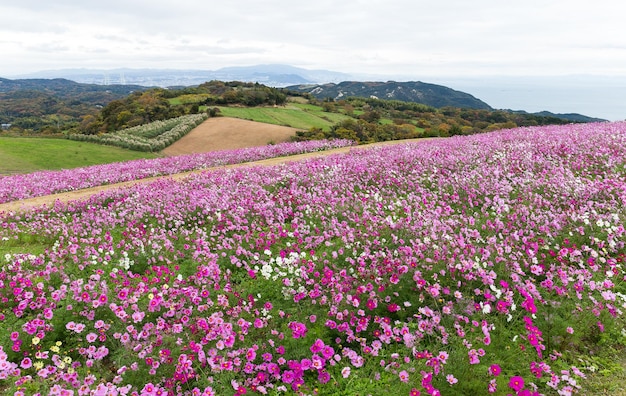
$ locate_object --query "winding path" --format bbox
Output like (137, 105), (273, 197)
(0, 138), (435, 214)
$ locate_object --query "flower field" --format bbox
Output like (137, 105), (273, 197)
(0, 139), (355, 204)
(1, 122), (626, 395)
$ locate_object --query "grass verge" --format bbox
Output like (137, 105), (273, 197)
(0, 137), (159, 175)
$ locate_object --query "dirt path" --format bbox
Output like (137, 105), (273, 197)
(0, 117), (432, 216)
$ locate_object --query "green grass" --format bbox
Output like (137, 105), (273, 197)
(217, 104), (352, 131)
(168, 94), (213, 106)
(0, 137), (159, 175)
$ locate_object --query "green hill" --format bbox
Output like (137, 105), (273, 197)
(287, 80), (493, 110)
(0, 137), (158, 175)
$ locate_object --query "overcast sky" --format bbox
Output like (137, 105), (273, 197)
(2, 0), (626, 78)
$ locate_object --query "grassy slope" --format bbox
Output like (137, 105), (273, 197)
(217, 104), (351, 130)
(0, 137), (159, 175)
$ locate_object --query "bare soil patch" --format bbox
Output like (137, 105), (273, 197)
(161, 117), (300, 156)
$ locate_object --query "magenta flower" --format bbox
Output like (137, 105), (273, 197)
(288, 321), (308, 339)
(508, 375), (525, 392)
(318, 370), (331, 384)
(489, 364), (501, 376)
(20, 357), (32, 369)
(310, 338), (325, 353)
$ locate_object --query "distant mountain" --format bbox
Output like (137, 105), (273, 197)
(0, 77), (147, 97)
(503, 109), (605, 123)
(287, 81), (493, 110)
(214, 64), (351, 85)
(11, 64), (353, 88)
(528, 111), (606, 123)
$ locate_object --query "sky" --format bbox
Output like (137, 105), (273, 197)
(2, 0), (626, 119)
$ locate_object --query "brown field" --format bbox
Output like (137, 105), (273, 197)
(161, 117), (300, 156)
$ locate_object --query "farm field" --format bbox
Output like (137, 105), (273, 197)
(0, 122), (626, 395)
(161, 117), (300, 156)
(0, 137), (159, 175)
(216, 104), (351, 130)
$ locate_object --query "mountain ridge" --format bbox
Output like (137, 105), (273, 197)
(8, 64), (351, 88)
(287, 80), (493, 110)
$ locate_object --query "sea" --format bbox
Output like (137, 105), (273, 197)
(427, 75), (626, 122)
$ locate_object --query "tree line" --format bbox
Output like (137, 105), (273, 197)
(293, 96), (574, 143)
(0, 80), (287, 135)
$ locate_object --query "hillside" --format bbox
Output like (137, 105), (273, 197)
(0, 77), (147, 95)
(287, 80), (493, 110)
(512, 110), (606, 123)
(0, 77), (149, 132)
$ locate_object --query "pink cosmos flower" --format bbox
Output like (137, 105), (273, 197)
(318, 370), (331, 384)
(489, 364), (501, 376)
(310, 338), (325, 354)
(508, 375), (525, 392)
(20, 357), (32, 369)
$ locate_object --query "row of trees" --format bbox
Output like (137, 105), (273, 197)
(295, 119), (420, 143)
(299, 97), (574, 141)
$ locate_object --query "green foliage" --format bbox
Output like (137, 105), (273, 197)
(0, 80), (146, 134)
(294, 96), (575, 144)
(195, 80), (287, 106)
(69, 113), (208, 152)
(78, 89), (186, 134)
(296, 118), (422, 143)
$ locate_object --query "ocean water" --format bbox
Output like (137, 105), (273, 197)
(428, 75), (626, 122)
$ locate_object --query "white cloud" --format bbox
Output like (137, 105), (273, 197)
(0, 0), (625, 78)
